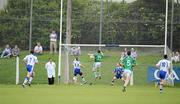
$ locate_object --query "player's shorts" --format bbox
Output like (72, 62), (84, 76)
(93, 62), (101, 71)
(159, 70), (167, 80)
(114, 74), (122, 79)
(74, 68), (82, 76)
(123, 69), (132, 78)
(26, 65), (34, 73)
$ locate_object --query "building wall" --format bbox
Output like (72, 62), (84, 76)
(0, 0), (7, 10)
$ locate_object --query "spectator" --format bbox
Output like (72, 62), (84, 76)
(34, 42), (43, 55)
(172, 51), (180, 63)
(131, 48), (138, 59)
(120, 52), (126, 62)
(49, 30), (57, 54)
(12, 45), (20, 57)
(70, 46), (81, 56)
(0, 44), (11, 58)
(124, 48), (127, 56)
(45, 58), (56, 85)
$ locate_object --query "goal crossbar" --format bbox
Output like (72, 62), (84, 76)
(61, 44), (165, 48)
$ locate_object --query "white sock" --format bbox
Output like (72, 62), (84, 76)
(98, 72), (101, 77)
(29, 77), (33, 84)
(73, 76), (77, 83)
(94, 72), (98, 78)
(82, 77), (86, 82)
(23, 77), (28, 85)
(160, 84), (163, 90)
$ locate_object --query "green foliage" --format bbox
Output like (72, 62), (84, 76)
(0, 0), (180, 49)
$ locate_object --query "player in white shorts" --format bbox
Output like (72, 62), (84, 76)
(73, 57), (87, 84)
(22, 50), (38, 87)
(156, 55), (170, 93)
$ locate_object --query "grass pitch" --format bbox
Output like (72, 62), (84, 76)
(0, 49), (180, 104)
(0, 49), (166, 84)
(0, 84), (180, 104)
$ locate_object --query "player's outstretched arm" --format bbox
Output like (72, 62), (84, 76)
(23, 59), (27, 65)
(80, 64), (85, 68)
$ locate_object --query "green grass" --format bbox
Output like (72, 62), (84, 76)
(0, 50), (180, 104)
(0, 50), (180, 85)
(0, 84), (180, 104)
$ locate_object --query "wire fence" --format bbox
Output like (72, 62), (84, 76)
(0, 0), (180, 51)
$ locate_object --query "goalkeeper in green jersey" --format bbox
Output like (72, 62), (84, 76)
(122, 51), (136, 92)
(92, 50), (104, 80)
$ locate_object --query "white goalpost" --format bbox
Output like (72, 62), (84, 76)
(16, 56), (19, 85)
(58, 0), (63, 84)
(164, 0), (175, 86)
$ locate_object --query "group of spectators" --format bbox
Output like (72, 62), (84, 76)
(33, 30), (58, 55)
(0, 44), (20, 58)
(0, 30), (58, 58)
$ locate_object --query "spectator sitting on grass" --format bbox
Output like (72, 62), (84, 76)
(172, 51), (180, 63)
(70, 46), (81, 56)
(131, 48), (137, 59)
(12, 45), (20, 57)
(0, 44), (12, 58)
(34, 42), (43, 55)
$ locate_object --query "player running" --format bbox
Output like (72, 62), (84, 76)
(22, 50), (38, 88)
(111, 63), (124, 86)
(156, 55), (170, 93)
(73, 57), (87, 84)
(92, 50), (104, 80)
(122, 51), (136, 92)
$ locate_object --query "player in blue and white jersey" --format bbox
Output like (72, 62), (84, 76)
(156, 55), (170, 93)
(22, 50), (38, 87)
(111, 63), (124, 86)
(73, 57), (87, 84)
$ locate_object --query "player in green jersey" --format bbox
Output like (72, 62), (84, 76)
(122, 51), (136, 92)
(92, 50), (104, 80)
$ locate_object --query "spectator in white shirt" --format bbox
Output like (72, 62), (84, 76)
(45, 58), (56, 85)
(124, 48), (127, 56)
(70, 46), (81, 56)
(120, 52), (126, 62)
(131, 48), (137, 59)
(34, 42), (43, 55)
(172, 51), (180, 63)
(49, 30), (57, 54)
(1, 44), (12, 58)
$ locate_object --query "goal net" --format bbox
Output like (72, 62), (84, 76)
(60, 44), (165, 85)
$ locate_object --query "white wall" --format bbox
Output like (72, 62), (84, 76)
(0, 0), (7, 10)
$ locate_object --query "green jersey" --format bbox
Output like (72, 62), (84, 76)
(94, 53), (103, 62)
(122, 56), (136, 71)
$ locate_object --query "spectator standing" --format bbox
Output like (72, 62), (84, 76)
(49, 30), (57, 54)
(45, 58), (56, 85)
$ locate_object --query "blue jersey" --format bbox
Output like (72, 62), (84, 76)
(114, 67), (123, 79)
(114, 67), (123, 75)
